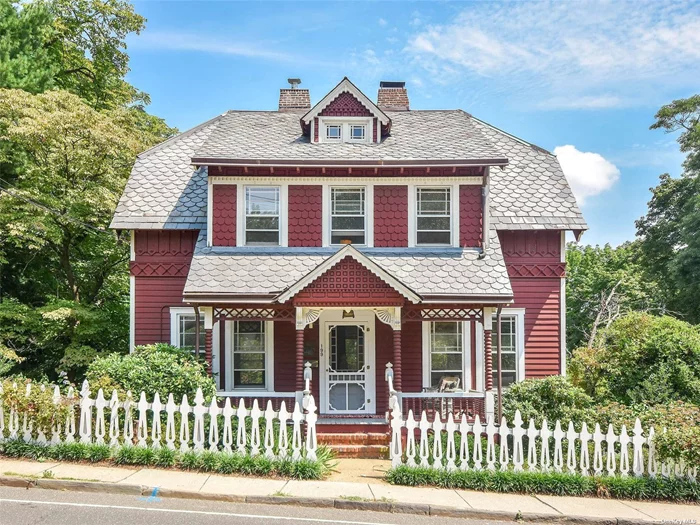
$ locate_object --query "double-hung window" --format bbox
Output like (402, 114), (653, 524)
(416, 188), (452, 245)
(491, 315), (520, 388)
(427, 322), (464, 391)
(245, 186), (280, 245)
(330, 187), (366, 245)
(232, 321), (268, 389)
(326, 125), (342, 141)
(170, 309), (205, 352)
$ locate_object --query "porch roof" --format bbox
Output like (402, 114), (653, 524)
(182, 230), (513, 303)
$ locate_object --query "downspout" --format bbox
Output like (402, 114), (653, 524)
(193, 303), (201, 359)
(482, 166), (490, 250)
(496, 305), (503, 423)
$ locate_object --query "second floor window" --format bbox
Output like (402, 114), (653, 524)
(416, 187), (452, 245)
(331, 187), (365, 245)
(245, 186), (280, 245)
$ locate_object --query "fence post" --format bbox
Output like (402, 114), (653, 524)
(222, 397), (233, 454)
(566, 421), (577, 474)
(458, 414), (470, 471)
(152, 393), (163, 449)
(79, 380), (92, 444)
(179, 394), (191, 452)
(137, 391), (149, 448)
(192, 388), (206, 451)
(95, 389), (106, 445)
(277, 401), (289, 459)
(553, 420), (564, 473)
(512, 411), (524, 472)
(165, 393), (177, 450)
(208, 396), (219, 452)
(109, 390), (120, 447)
(304, 394), (318, 461)
(632, 418), (645, 477)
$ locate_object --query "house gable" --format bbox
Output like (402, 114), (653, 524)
(290, 255), (407, 306)
(276, 244), (420, 304)
(319, 92), (373, 117)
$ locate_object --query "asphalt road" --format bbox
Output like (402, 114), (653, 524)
(0, 485), (522, 525)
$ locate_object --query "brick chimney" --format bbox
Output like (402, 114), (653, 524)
(279, 78), (310, 112)
(377, 81), (409, 111)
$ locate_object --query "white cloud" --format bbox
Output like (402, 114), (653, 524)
(554, 145), (620, 204)
(378, 18), (387, 26)
(405, 1), (700, 109)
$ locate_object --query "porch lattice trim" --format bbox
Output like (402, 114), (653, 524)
(402, 307), (483, 322)
(214, 307), (295, 321)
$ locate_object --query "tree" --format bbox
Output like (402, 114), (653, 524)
(0, 89), (142, 303)
(637, 95), (700, 323)
(565, 242), (661, 351)
(0, 0), (59, 93)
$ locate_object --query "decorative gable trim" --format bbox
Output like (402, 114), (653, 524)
(275, 244), (421, 304)
(301, 77), (390, 126)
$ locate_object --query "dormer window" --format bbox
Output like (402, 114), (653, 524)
(326, 125), (342, 141)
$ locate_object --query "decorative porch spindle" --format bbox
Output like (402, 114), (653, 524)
(392, 329), (402, 391)
(204, 329), (213, 376)
(296, 329), (304, 391)
(484, 329), (493, 391)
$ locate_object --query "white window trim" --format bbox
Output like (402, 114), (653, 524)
(475, 308), (526, 389)
(318, 116), (373, 144)
(408, 184), (460, 248)
(169, 308), (220, 385)
(421, 321), (472, 391)
(236, 184), (288, 247)
(322, 184), (374, 247)
(224, 320), (275, 392)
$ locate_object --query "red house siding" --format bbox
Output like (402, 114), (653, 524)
(319, 92), (372, 117)
(374, 185), (408, 247)
(401, 321), (423, 394)
(212, 184), (237, 246)
(460, 185), (482, 248)
(499, 230), (563, 378)
(288, 185), (322, 247)
(132, 230), (198, 346)
(274, 321), (297, 392)
(293, 256), (406, 306)
(375, 321), (394, 415)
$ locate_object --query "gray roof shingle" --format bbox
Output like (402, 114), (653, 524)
(111, 110), (586, 233)
(192, 110), (507, 164)
(183, 229), (512, 300)
(110, 114), (224, 230)
(470, 117), (587, 231)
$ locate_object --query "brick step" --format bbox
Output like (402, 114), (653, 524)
(317, 432), (389, 446)
(326, 444), (390, 459)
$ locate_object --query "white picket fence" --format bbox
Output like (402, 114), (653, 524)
(388, 398), (697, 480)
(0, 379), (319, 461)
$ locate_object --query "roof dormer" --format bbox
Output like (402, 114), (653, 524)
(301, 77), (392, 144)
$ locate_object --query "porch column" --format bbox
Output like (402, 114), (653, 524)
(483, 307), (493, 391)
(202, 307), (214, 376)
(391, 307), (402, 392)
(295, 307), (321, 392)
(483, 307), (495, 420)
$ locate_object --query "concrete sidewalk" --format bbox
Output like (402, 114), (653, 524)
(0, 458), (697, 523)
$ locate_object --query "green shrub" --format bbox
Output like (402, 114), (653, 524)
(386, 465), (700, 502)
(570, 313), (700, 405)
(85, 344), (216, 402)
(0, 439), (335, 480)
(0, 378), (72, 438)
(502, 376), (596, 426)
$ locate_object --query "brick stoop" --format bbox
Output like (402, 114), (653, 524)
(317, 433), (390, 459)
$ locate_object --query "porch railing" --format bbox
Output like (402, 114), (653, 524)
(384, 362), (487, 422)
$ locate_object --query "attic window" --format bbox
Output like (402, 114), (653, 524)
(350, 125), (365, 141)
(326, 125), (342, 140)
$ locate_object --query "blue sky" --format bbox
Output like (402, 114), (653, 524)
(126, 0), (700, 247)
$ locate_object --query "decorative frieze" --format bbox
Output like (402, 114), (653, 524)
(507, 263), (566, 278)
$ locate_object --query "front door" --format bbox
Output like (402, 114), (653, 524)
(320, 311), (375, 414)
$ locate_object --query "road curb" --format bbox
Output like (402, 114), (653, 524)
(0, 475), (658, 524)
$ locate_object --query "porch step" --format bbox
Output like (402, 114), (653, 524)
(317, 432), (390, 459)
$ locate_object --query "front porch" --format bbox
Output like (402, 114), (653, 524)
(188, 304), (502, 427)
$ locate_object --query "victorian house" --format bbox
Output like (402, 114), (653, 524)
(111, 78), (586, 448)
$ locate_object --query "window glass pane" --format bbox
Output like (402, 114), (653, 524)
(331, 188), (365, 245)
(417, 189), (450, 214)
(178, 315), (205, 352)
(493, 372), (517, 388)
(326, 125), (341, 139)
(245, 217), (279, 230)
(350, 125), (365, 139)
(417, 217), (451, 231)
(246, 231), (279, 244)
(246, 187), (279, 215)
(491, 315), (519, 387)
(429, 322), (463, 389)
(233, 321), (266, 388)
(417, 232), (451, 245)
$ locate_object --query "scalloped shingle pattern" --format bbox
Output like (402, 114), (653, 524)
(212, 184), (236, 246)
(460, 185), (482, 248)
(110, 115), (224, 230)
(288, 185), (322, 247)
(470, 118), (587, 231)
(183, 229), (512, 299)
(193, 110), (506, 162)
(374, 185), (408, 247)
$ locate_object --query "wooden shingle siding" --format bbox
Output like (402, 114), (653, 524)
(374, 185), (408, 247)
(400, 321), (423, 393)
(212, 184), (236, 246)
(288, 185), (322, 247)
(459, 185), (482, 248)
